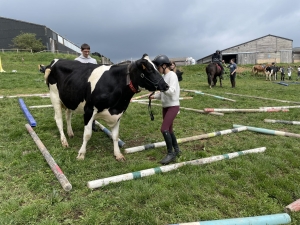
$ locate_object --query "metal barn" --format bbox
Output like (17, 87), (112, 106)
(0, 16), (80, 54)
(197, 34), (293, 65)
(293, 47), (300, 63)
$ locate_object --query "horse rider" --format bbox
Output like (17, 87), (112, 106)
(211, 50), (224, 79)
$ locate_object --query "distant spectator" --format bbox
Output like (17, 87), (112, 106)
(297, 65), (300, 81)
(170, 61), (183, 82)
(75, 43), (97, 64)
(280, 67), (285, 81)
(75, 43), (98, 131)
(287, 65), (293, 80)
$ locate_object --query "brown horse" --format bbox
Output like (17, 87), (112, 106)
(252, 64), (270, 76)
(206, 62), (222, 88)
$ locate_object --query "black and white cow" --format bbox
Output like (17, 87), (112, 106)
(40, 54), (169, 161)
(265, 65), (280, 81)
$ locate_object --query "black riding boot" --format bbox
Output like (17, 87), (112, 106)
(170, 132), (181, 157)
(160, 131), (176, 165)
(232, 81), (236, 88)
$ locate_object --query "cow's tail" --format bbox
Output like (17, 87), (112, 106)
(38, 64), (50, 85)
(252, 66), (255, 74)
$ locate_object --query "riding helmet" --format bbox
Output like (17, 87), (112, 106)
(216, 50), (221, 54)
(152, 55), (170, 67)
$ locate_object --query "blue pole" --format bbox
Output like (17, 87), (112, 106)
(18, 98), (37, 127)
(169, 213), (291, 225)
(94, 121), (125, 147)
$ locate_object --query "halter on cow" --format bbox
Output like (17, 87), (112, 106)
(40, 54), (169, 161)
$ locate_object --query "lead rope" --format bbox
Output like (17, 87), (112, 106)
(148, 91), (155, 121)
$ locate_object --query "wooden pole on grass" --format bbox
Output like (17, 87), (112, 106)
(225, 92), (300, 104)
(264, 119), (300, 125)
(0, 93), (50, 99)
(131, 97), (193, 102)
(259, 105), (300, 110)
(134, 102), (224, 116)
(169, 213), (291, 225)
(233, 124), (300, 138)
(181, 89), (236, 102)
(25, 124), (72, 191)
(285, 198), (300, 213)
(204, 108), (288, 113)
(29, 104), (53, 109)
(125, 126), (247, 154)
(87, 147), (266, 189)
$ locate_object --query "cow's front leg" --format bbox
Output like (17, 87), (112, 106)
(49, 87), (69, 147)
(111, 120), (125, 161)
(66, 109), (74, 138)
(76, 119), (93, 160)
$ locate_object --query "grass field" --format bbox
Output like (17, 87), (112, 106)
(1, 52), (300, 224)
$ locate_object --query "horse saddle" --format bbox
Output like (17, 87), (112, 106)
(214, 63), (222, 72)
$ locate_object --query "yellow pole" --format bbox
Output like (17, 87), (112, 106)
(0, 57), (6, 72)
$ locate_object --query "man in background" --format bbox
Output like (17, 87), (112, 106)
(75, 43), (98, 131)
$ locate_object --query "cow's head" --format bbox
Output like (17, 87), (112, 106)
(130, 54), (169, 92)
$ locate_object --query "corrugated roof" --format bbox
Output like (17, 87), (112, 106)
(197, 34), (293, 62)
(293, 47), (300, 53)
(0, 16), (45, 27)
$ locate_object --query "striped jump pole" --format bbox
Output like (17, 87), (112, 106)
(94, 120), (125, 147)
(204, 108), (288, 113)
(264, 119), (300, 125)
(134, 102), (224, 116)
(285, 198), (300, 213)
(131, 92), (158, 101)
(259, 105), (300, 110)
(225, 92), (300, 105)
(233, 124), (300, 138)
(18, 98), (37, 127)
(169, 213), (291, 225)
(181, 89), (236, 102)
(29, 104), (53, 109)
(125, 126), (247, 154)
(87, 147), (266, 189)
(131, 97), (193, 102)
(25, 124), (72, 191)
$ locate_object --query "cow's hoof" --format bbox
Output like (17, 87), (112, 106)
(68, 133), (74, 138)
(61, 139), (69, 148)
(116, 155), (126, 161)
(76, 154), (85, 160)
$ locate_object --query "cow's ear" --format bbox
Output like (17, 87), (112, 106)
(136, 59), (148, 70)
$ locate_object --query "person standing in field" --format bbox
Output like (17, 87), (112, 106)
(225, 58), (237, 88)
(75, 43), (97, 64)
(170, 61), (183, 82)
(297, 66), (300, 81)
(287, 65), (293, 80)
(75, 43), (98, 131)
(151, 55), (181, 165)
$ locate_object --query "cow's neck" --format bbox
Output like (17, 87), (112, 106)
(126, 63), (140, 93)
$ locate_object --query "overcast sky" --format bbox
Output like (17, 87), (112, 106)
(1, 0), (300, 63)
